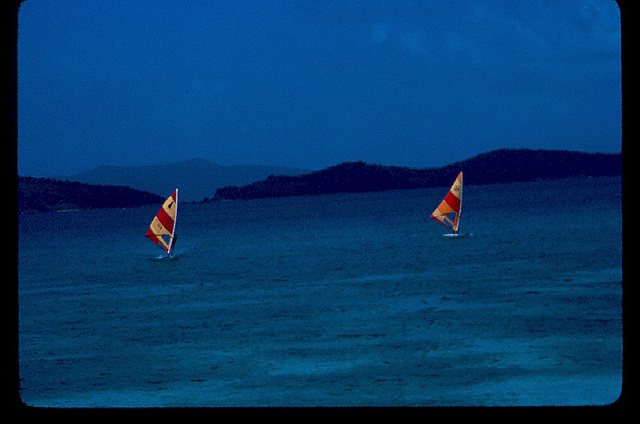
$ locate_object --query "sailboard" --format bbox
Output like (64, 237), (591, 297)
(431, 172), (470, 237)
(146, 189), (179, 257)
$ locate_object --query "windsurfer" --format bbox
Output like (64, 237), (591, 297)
(170, 233), (178, 256)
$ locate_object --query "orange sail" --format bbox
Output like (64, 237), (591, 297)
(146, 189), (178, 256)
(431, 172), (463, 233)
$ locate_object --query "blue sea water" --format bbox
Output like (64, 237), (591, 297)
(18, 176), (623, 407)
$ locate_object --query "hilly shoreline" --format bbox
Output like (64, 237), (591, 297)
(213, 149), (622, 201)
(19, 149), (622, 212)
(18, 177), (164, 213)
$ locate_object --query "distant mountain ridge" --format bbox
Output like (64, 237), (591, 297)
(213, 149), (622, 201)
(61, 159), (310, 202)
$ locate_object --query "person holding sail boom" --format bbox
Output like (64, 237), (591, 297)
(169, 233), (177, 257)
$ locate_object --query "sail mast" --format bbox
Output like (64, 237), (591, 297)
(167, 188), (178, 256)
(454, 172), (462, 233)
(459, 171), (463, 218)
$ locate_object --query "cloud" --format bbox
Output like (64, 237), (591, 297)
(17, 0), (621, 176)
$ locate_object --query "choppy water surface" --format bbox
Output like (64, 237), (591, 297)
(18, 176), (623, 406)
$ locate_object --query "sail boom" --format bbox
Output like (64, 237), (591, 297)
(430, 212), (455, 230)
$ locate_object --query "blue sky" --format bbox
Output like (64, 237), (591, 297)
(17, 0), (621, 177)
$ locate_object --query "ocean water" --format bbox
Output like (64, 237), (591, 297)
(18, 176), (623, 407)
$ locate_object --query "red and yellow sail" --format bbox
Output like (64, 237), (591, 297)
(431, 172), (462, 233)
(146, 189), (178, 254)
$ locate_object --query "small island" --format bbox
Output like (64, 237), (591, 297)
(213, 149), (622, 201)
(18, 177), (164, 213)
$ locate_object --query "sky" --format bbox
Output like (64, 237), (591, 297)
(17, 0), (621, 177)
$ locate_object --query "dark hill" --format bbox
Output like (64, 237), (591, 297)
(18, 177), (164, 213)
(440, 149), (622, 185)
(213, 149), (622, 201)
